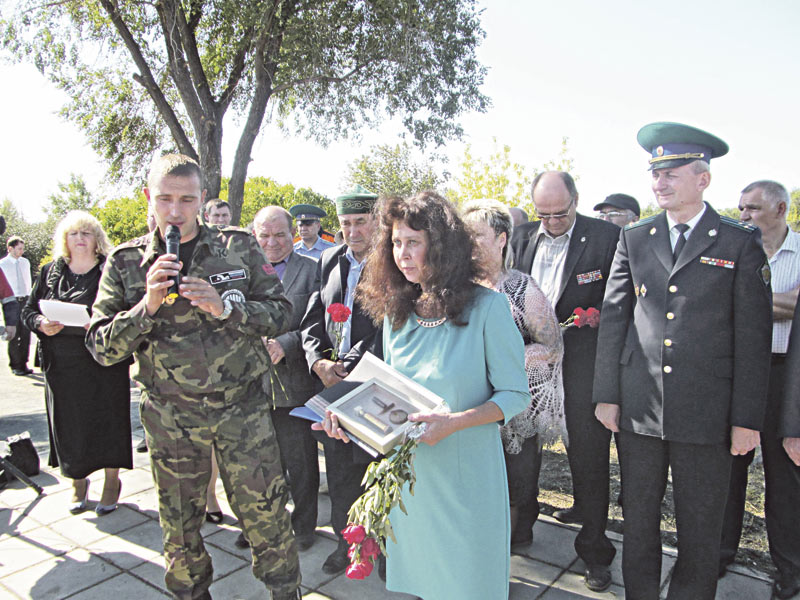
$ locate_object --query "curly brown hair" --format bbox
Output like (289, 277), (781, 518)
(357, 191), (482, 330)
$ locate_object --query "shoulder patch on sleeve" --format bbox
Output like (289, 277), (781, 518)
(719, 215), (757, 232)
(625, 213), (658, 230)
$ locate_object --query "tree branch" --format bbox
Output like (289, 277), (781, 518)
(155, 0), (206, 137)
(270, 58), (384, 95)
(97, 0), (197, 159)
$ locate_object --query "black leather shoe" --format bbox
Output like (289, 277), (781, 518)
(378, 555), (386, 581)
(136, 437), (148, 453)
(12, 368), (33, 376)
(774, 577), (800, 599)
(553, 506), (583, 524)
(234, 531), (250, 549)
(322, 544), (349, 575)
(584, 565), (612, 592)
(296, 533), (315, 551)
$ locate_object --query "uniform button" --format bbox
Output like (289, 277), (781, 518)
(669, 285), (678, 293)
(663, 365), (672, 373)
(666, 312), (675, 320)
(664, 339), (672, 347)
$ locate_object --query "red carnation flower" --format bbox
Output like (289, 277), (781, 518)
(342, 524), (366, 544)
(585, 307), (600, 328)
(360, 537), (381, 559)
(327, 303), (352, 324)
(346, 559), (374, 580)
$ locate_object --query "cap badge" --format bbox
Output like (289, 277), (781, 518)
(656, 146), (664, 156)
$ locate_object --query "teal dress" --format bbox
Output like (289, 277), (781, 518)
(384, 286), (529, 600)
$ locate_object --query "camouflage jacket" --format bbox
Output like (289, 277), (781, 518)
(87, 224), (292, 400)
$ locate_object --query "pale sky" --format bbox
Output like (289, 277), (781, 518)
(2, 0), (799, 221)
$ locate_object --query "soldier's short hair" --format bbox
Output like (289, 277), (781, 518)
(147, 154), (203, 191)
(741, 180), (789, 208)
(204, 199), (230, 218)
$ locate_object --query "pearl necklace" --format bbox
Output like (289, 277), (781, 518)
(416, 316), (447, 328)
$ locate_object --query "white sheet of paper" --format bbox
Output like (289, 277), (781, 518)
(38, 300), (91, 327)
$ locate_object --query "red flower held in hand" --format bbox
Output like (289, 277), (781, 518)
(568, 306), (600, 328)
(342, 524), (366, 544)
(346, 559), (374, 580)
(360, 537), (381, 559)
(327, 303), (352, 323)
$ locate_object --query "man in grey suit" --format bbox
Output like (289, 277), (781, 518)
(593, 122), (773, 599)
(250, 206), (322, 551)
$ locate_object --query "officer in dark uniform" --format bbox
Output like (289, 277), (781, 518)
(593, 122), (773, 600)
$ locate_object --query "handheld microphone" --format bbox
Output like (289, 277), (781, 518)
(164, 225), (181, 305)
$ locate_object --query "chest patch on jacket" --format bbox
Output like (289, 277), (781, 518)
(576, 269), (603, 285)
(209, 269), (247, 285)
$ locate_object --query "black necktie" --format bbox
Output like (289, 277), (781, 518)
(672, 223), (690, 264)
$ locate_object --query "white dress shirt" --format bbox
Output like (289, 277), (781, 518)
(0, 254), (32, 297)
(530, 221), (576, 306)
(666, 203), (707, 251)
(768, 227), (800, 353)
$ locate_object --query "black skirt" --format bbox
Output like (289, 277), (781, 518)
(42, 335), (132, 479)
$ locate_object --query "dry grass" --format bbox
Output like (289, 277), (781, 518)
(536, 439), (771, 574)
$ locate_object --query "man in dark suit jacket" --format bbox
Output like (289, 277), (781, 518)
(301, 187), (380, 575)
(774, 299), (800, 599)
(511, 171), (619, 592)
(251, 206), (322, 552)
(594, 122), (773, 599)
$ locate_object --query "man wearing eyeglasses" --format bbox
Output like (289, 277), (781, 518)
(289, 204), (335, 261)
(511, 171), (620, 592)
(594, 194), (640, 228)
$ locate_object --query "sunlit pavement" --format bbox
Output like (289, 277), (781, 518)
(0, 363), (774, 599)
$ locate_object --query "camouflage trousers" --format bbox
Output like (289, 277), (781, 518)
(140, 383), (300, 599)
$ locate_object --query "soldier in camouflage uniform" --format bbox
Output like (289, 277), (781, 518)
(86, 155), (301, 600)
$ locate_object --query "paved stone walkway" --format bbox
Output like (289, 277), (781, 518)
(0, 361), (778, 598)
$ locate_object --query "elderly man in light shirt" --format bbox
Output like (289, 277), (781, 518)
(718, 180), (800, 598)
(0, 236), (32, 375)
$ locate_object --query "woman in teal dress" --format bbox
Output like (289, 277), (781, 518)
(321, 192), (529, 599)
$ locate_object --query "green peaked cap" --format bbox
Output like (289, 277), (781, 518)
(335, 184), (378, 215)
(637, 121), (728, 171)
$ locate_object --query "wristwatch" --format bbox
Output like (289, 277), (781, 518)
(214, 297), (234, 320)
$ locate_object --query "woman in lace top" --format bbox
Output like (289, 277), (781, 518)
(463, 198), (565, 546)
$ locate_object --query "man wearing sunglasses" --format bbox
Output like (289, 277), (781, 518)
(594, 194), (640, 228)
(511, 171), (620, 592)
(289, 204), (336, 261)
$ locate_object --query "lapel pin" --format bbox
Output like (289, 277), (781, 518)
(580, 236), (586, 243)
(650, 227), (656, 235)
(640, 283), (647, 297)
(708, 229), (717, 237)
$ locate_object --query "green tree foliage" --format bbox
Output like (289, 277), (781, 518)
(45, 173), (96, 227)
(789, 189), (800, 232)
(448, 137), (576, 216)
(0, 199), (53, 271)
(3, 1), (489, 224)
(346, 142), (445, 197)
(91, 192), (149, 247)
(220, 177), (335, 231)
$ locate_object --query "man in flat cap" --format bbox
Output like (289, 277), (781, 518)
(300, 185), (381, 575)
(290, 204), (335, 261)
(594, 193), (640, 228)
(593, 122), (772, 599)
